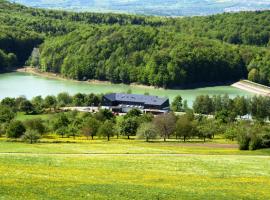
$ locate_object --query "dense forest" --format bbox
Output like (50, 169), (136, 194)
(1, 0), (270, 87)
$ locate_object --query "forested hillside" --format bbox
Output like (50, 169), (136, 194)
(1, 0), (270, 87)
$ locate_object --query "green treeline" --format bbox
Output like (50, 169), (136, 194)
(39, 26), (246, 87)
(1, 0), (270, 86)
(1, 93), (270, 150)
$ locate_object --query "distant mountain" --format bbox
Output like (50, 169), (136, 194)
(11, 0), (270, 16)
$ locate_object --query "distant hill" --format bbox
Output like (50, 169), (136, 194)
(11, 0), (270, 16)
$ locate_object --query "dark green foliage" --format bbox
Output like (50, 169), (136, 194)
(120, 117), (139, 139)
(57, 92), (73, 107)
(6, 120), (26, 138)
(0, 105), (16, 123)
(19, 100), (34, 114)
(44, 95), (57, 110)
(24, 118), (46, 135)
(39, 26), (246, 87)
(95, 109), (115, 122)
(171, 95), (183, 112)
(193, 95), (214, 115)
(125, 109), (142, 119)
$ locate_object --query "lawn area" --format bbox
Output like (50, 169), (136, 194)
(0, 140), (269, 199)
(0, 139), (270, 155)
(0, 153), (269, 200)
(15, 112), (55, 121)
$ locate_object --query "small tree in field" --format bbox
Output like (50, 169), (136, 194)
(56, 127), (68, 138)
(22, 130), (41, 144)
(120, 117), (139, 139)
(81, 118), (100, 140)
(24, 118), (46, 135)
(224, 125), (238, 141)
(175, 115), (195, 142)
(137, 122), (158, 142)
(98, 120), (115, 141)
(153, 113), (176, 141)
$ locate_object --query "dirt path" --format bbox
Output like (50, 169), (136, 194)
(0, 152), (268, 157)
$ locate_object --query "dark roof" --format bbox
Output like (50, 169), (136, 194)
(104, 93), (168, 106)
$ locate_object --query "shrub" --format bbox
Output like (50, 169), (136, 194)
(22, 130), (41, 144)
(6, 121), (26, 138)
(237, 131), (250, 150)
(249, 134), (263, 150)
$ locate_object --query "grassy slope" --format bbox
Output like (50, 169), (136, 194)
(0, 153), (269, 200)
(2, 112), (270, 199)
(0, 140), (270, 155)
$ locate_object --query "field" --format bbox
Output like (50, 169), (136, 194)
(0, 139), (269, 200)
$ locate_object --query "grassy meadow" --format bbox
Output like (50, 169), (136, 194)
(0, 139), (270, 200)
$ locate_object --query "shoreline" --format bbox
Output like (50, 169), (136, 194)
(16, 67), (238, 91)
(16, 67), (158, 90)
(232, 80), (270, 96)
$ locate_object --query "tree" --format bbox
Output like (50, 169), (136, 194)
(52, 113), (70, 131)
(56, 126), (68, 138)
(22, 130), (41, 144)
(57, 92), (72, 106)
(233, 96), (249, 117)
(175, 115), (195, 142)
(67, 124), (79, 139)
(215, 109), (237, 123)
(125, 109), (142, 118)
(44, 95), (57, 110)
(193, 95), (214, 115)
(171, 95), (183, 112)
(197, 119), (216, 142)
(81, 118), (100, 139)
(0, 105), (16, 123)
(224, 124), (238, 141)
(72, 93), (86, 106)
(95, 109), (115, 122)
(153, 113), (176, 141)
(1, 97), (16, 110)
(120, 117), (139, 139)
(6, 121), (26, 138)
(31, 96), (44, 114)
(24, 118), (46, 135)
(0, 124), (5, 137)
(19, 100), (34, 114)
(136, 122), (158, 142)
(98, 120), (115, 141)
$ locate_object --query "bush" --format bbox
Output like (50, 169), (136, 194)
(22, 130), (41, 144)
(24, 118), (46, 135)
(6, 121), (26, 138)
(249, 134), (263, 150)
(237, 131), (250, 150)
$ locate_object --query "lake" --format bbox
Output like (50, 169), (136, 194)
(0, 72), (253, 106)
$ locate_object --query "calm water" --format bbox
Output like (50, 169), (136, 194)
(0, 72), (253, 106)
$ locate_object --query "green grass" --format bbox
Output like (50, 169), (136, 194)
(0, 139), (269, 199)
(0, 153), (269, 200)
(0, 139), (269, 155)
(15, 112), (55, 121)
